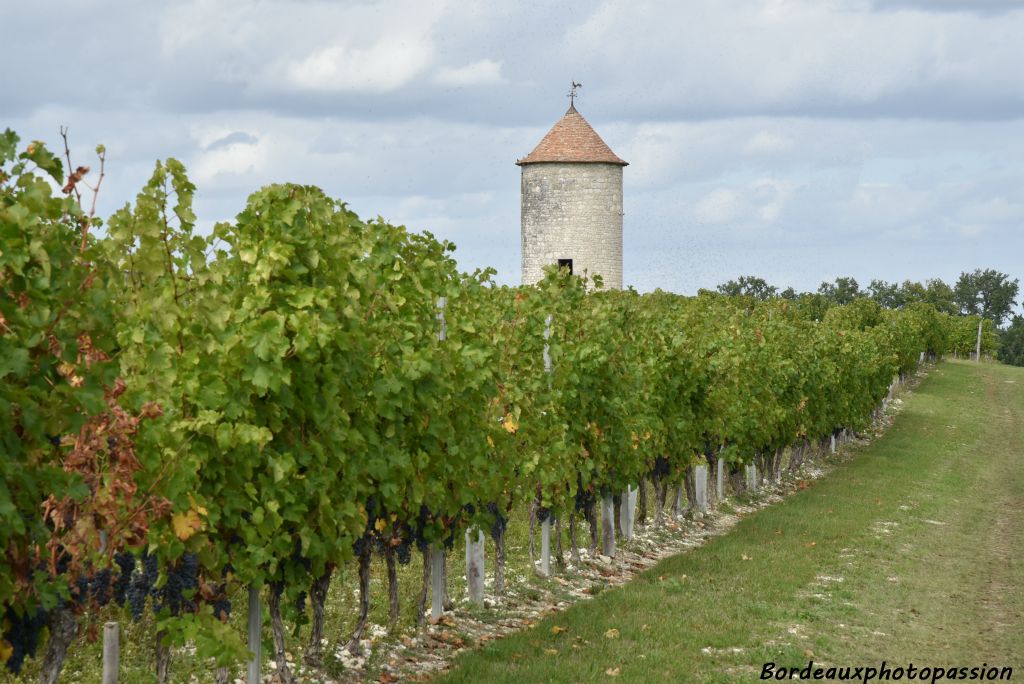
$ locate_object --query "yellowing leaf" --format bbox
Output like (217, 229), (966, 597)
(0, 638), (13, 664)
(486, 435), (495, 448)
(374, 518), (388, 533)
(172, 508), (204, 541)
(187, 494), (208, 516)
(551, 626), (567, 635)
(502, 414), (518, 434)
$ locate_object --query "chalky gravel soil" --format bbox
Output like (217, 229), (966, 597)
(436, 360), (1024, 683)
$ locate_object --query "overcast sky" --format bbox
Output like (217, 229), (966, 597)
(4, 0), (1024, 295)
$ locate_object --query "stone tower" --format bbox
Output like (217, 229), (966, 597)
(517, 104), (628, 289)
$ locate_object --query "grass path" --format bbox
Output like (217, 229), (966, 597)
(436, 360), (1024, 682)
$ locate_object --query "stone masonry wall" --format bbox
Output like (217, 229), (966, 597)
(520, 162), (623, 289)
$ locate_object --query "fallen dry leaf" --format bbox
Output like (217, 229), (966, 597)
(544, 648), (559, 656)
(604, 628), (620, 639)
(741, 554), (752, 561)
(551, 626), (567, 635)
(606, 667), (621, 676)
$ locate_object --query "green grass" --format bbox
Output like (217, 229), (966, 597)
(435, 360), (1024, 682)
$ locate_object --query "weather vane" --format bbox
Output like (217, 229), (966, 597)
(568, 80), (582, 107)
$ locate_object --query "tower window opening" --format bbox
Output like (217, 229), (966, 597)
(557, 258), (573, 274)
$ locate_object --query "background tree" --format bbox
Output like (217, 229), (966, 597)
(779, 286), (798, 301)
(818, 277), (862, 305)
(953, 268), (1020, 326)
(998, 316), (1024, 367)
(867, 279), (904, 309)
(716, 275), (778, 300)
(920, 278), (957, 314)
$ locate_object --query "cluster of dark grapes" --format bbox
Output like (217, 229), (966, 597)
(536, 506), (552, 524)
(395, 538), (412, 565)
(126, 551), (158, 620)
(412, 505), (433, 553)
(2, 606), (48, 675)
(441, 527), (457, 551)
(352, 497), (380, 557)
(651, 455), (671, 479)
(375, 521), (414, 566)
(352, 533), (371, 558)
(209, 565), (232, 622)
(153, 553), (199, 617)
(74, 575), (90, 605)
(68, 566), (113, 608)
(112, 552), (136, 606)
(212, 597), (232, 622)
(574, 475), (596, 513)
(289, 538), (312, 574)
(408, 505), (459, 554)
(486, 502), (507, 542)
(355, 498), (419, 565)
(88, 568), (113, 606)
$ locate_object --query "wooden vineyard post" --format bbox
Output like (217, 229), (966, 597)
(539, 314), (554, 575)
(694, 464), (708, 514)
(619, 485), (636, 539)
(716, 458), (725, 502)
(601, 494), (616, 558)
(540, 517), (551, 576)
(437, 296), (447, 343)
(247, 586), (261, 684)
(745, 464), (758, 492)
(432, 297), (449, 620)
(430, 546), (445, 620)
(465, 528), (486, 604)
(975, 317), (983, 362)
(628, 486), (637, 536)
(618, 492), (628, 539)
(102, 622), (118, 684)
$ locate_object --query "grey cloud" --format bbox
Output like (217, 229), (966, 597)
(870, 0), (1024, 13)
(6, 0), (1024, 124)
(205, 131), (259, 150)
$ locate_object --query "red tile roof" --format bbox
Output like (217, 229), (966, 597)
(516, 105), (628, 166)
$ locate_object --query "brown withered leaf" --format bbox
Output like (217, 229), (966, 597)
(62, 165), (90, 194)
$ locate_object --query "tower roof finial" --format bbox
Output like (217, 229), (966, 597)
(568, 80), (582, 109)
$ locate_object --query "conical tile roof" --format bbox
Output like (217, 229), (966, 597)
(516, 105), (628, 166)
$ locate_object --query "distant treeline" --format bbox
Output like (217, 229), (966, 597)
(708, 270), (1024, 367)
